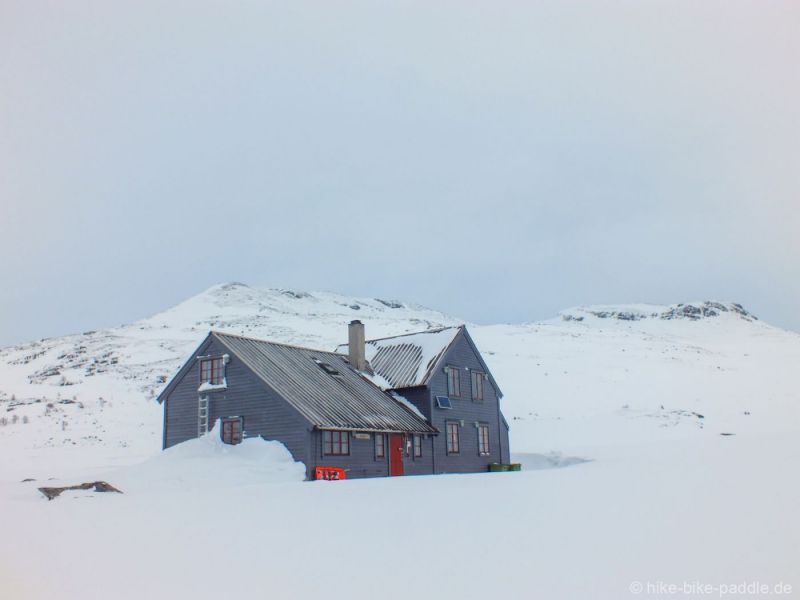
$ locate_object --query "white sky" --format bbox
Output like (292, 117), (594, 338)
(1, 1), (798, 346)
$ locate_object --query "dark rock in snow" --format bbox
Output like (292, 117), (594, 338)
(561, 314), (585, 322)
(279, 289), (310, 299)
(376, 299), (404, 309)
(38, 481), (123, 501)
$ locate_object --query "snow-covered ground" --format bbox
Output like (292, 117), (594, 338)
(1, 284), (798, 599)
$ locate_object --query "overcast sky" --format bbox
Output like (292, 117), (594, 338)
(1, 1), (798, 347)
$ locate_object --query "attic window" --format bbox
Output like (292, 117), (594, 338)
(471, 371), (485, 402)
(313, 358), (341, 377)
(200, 357), (225, 385)
(445, 366), (461, 397)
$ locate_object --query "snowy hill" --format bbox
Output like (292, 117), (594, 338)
(0, 283), (798, 478)
(479, 301), (800, 454)
(0, 283), (462, 476)
(2, 284), (799, 600)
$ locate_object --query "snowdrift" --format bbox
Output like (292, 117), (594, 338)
(112, 422), (307, 493)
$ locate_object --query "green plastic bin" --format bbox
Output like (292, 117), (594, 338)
(488, 463), (511, 472)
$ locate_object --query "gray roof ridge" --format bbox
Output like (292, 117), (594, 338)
(211, 330), (345, 356)
(335, 324), (464, 350)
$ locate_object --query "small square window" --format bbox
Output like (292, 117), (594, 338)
(313, 358), (341, 377)
(221, 417), (243, 445)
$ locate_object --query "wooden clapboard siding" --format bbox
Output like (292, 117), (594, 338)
(309, 430), (389, 479)
(163, 336), (312, 470)
(426, 329), (510, 474)
(160, 325), (510, 481)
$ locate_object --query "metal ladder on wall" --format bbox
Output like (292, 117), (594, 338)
(198, 396), (209, 436)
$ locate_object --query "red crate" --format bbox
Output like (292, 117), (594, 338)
(315, 466), (346, 481)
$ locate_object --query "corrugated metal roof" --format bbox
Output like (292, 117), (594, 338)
(337, 326), (462, 389)
(213, 332), (436, 434)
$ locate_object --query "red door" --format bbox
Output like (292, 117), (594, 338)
(389, 433), (405, 476)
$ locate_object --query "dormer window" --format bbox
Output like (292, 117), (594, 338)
(200, 357), (225, 385)
(445, 366), (461, 397)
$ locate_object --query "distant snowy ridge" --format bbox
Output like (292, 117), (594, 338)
(559, 301), (757, 323)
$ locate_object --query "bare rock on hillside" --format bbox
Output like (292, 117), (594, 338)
(38, 481), (123, 500)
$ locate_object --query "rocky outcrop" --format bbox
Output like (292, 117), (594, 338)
(561, 301), (757, 323)
(38, 481), (122, 500)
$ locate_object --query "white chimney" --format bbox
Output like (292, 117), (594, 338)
(348, 320), (366, 371)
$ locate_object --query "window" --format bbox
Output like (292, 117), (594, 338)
(446, 422), (460, 454)
(375, 433), (385, 459)
(323, 430), (350, 456)
(446, 366), (461, 397)
(200, 357), (225, 385)
(435, 396), (452, 409)
(478, 424), (490, 455)
(313, 358), (341, 377)
(413, 434), (422, 458)
(221, 417), (243, 445)
(471, 371), (485, 402)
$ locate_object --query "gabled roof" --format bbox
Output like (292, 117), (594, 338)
(209, 332), (435, 434)
(336, 326), (462, 389)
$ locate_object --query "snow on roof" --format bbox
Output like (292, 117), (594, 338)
(337, 326), (462, 389)
(390, 392), (427, 421)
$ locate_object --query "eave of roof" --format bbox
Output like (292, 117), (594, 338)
(155, 332), (215, 404)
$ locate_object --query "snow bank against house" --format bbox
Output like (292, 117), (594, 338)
(112, 423), (306, 493)
(513, 451), (590, 470)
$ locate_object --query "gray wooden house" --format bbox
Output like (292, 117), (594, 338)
(157, 321), (510, 479)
